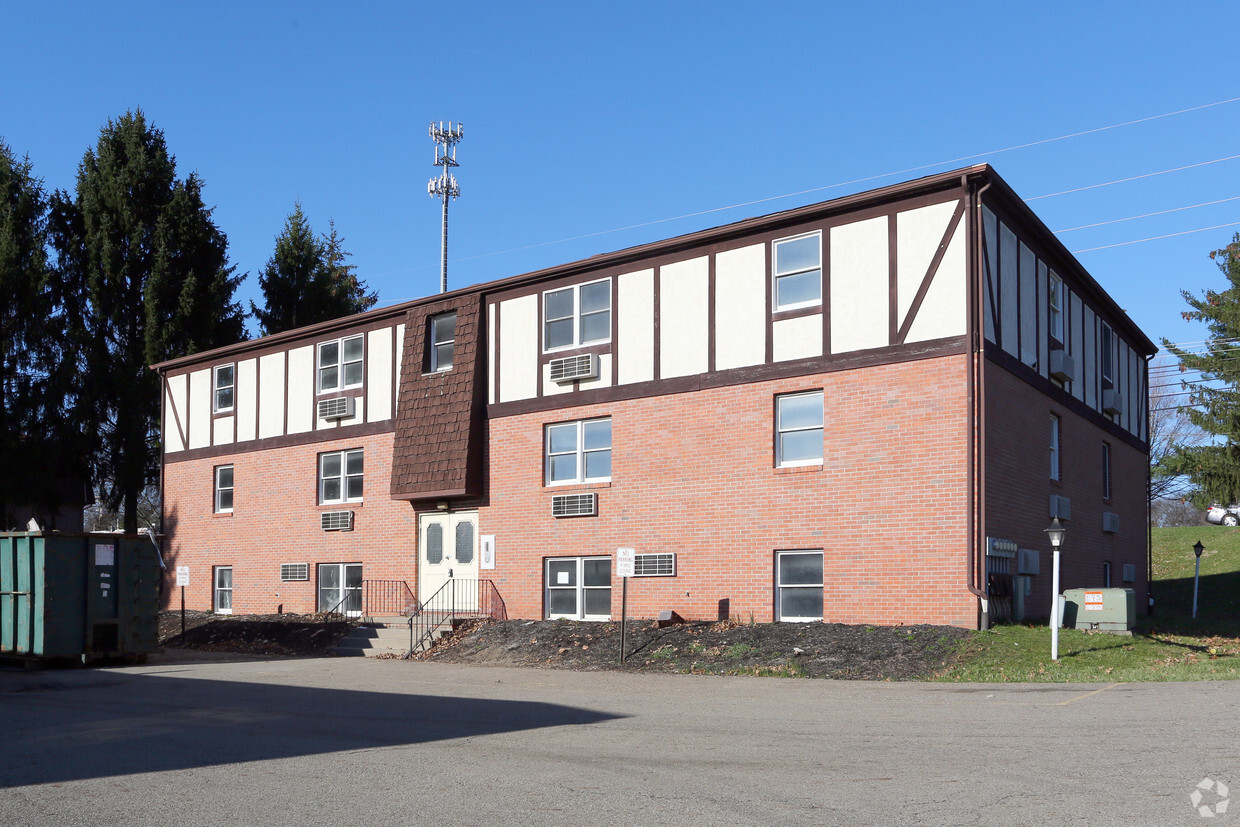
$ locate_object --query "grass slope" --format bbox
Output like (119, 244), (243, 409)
(938, 526), (1240, 682)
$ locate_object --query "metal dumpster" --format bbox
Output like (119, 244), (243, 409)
(0, 532), (161, 663)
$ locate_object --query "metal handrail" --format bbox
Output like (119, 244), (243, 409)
(409, 578), (506, 656)
(361, 579), (417, 619)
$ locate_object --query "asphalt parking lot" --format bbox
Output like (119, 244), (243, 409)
(1, 656), (1236, 825)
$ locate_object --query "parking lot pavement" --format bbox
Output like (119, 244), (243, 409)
(2, 658), (1237, 825)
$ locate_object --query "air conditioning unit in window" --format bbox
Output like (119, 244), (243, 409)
(549, 354), (598, 383)
(1049, 494), (1071, 521)
(317, 396), (355, 420)
(1102, 389), (1123, 416)
(1049, 349), (1075, 382)
(321, 510), (354, 531)
(1102, 512), (1120, 534)
(552, 492), (597, 517)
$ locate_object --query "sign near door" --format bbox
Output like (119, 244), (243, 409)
(480, 534), (496, 569)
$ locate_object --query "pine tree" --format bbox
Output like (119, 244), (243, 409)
(1162, 232), (1240, 505)
(50, 111), (246, 533)
(251, 205), (377, 336)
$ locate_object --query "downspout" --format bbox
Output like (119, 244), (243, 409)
(1145, 352), (1154, 616)
(966, 174), (993, 629)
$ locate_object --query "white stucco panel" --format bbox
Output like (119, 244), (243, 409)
(714, 243), (766, 370)
(659, 257), (709, 378)
(999, 222), (1018, 358)
(904, 218), (966, 344)
(367, 327), (393, 422)
(1083, 304), (1097, 409)
(287, 346), (314, 434)
(1036, 262), (1049, 379)
(577, 352), (613, 391)
(212, 416), (234, 446)
(773, 314), (823, 362)
(499, 295), (539, 402)
(488, 305), (497, 404)
(236, 359), (257, 442)
(164, 373), (187, 453)
(187, 369), (211, 449)
(258, 353), (285, 439)
(617, 268), (654, 385)
(394, 323), (405, 415)
(541, 361), (574, 396)
(1019, 243), (1037, 368)
(830, 216), (888, 353)
(896, 200), (957, 324)
(982, 207), (998, 344)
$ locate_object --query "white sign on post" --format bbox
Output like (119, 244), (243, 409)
(176, 566), (190, 587)
(616, 548), (636, 579)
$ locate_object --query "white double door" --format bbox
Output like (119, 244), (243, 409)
(418, 511), (479, 609)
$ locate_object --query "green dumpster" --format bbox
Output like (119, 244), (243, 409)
(0, 532), (161, 664)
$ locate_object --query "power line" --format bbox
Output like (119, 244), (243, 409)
(1053, 196), (1240, 233)
(1029, 154), (1240, 201)
(1071, 221), (1240, 253)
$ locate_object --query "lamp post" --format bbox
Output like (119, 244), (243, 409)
(1045, 518), (1066, 661)
(1192, 540), (1204, 619)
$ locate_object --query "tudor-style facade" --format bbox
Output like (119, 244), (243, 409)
(155, 164), (1155, 628)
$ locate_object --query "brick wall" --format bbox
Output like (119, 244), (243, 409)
(479, 355), (978, 627)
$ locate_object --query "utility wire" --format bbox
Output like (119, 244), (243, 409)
(1071, 221), (1240, 253)
(1053, 196), (1240, 233)
(1029, 154), (1240, 201)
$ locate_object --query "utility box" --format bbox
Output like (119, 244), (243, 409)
(0, 532), (161, 664)
(1061, 587), (1136, 632)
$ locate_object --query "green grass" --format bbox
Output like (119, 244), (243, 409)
(937, 526), (1240, 682)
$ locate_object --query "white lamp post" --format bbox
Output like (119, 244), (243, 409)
(1192, 540), (1204, 619)
(1045, 518), (1066, 661)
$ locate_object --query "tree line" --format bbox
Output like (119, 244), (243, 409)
(1, 110), (377, 532)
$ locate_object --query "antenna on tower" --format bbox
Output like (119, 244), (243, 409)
(428, 121), (463, 294)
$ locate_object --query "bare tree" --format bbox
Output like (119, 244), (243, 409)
(1149, 356), (1206, 503)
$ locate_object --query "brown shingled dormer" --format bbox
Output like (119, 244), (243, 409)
(390, 296), (486, 500)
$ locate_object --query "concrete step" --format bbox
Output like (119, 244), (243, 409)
(334, 623), (416, 658)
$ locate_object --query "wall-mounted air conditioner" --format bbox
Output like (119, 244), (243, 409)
(549, 354), (599, 383)
(1102, 389), (1123, 416)
(1017, 548), (1040, 575)
(317, 396), (355, 420)
(552, 492), (597, 517)
(1049, 349), (1075, 382)
(321, 510), (354, 531)
(1049, 494), (1071, 521)
(1102, 512), (1120, 534)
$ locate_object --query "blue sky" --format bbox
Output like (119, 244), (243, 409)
(4, 1), (1239, 357)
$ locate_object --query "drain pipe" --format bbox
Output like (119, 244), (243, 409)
(966, 173), (993, 629)
(1145, 352), (1155, 616)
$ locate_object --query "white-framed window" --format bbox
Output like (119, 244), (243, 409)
(1102, 442), (1112, 500)
(213, 566), (233, 614)
(1100, 322), (1114, 384)
(776, 551), (823, 622)
(213, 364), (235, 413)
(773, 232), (822, 311)
(545, 418), (611, 485)
(430, 312), (456, 372)
(1048, 272), (1063, 343)
(543, 279), (611, 351)
(319, 449), (363, 503)
(318, 334), (364, 393)
(214, 465), (234, 513)
(633, 552), (676, 577)
(776, 391), (824, 467)
(546, 556), (611, 620)
(1050, 414), (1061, 481)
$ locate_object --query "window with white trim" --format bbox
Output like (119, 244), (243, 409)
(213, 364), (235, 413)
(773, 232), (822, 310)
(319, 449), (363, 503)
(543, 279), (611, 351)
(546, 556), (611, 620)
(776, 551), (823, 621)
(429, 313), (456, 372)
(214, 566), (233, 614)
(1048, 273), (1063, 343)
(546, 418), (611, 485)
(318, 335), (364, 393)
(1050, 414), (1061, 481)
(214, 465), (234, 513)
(776, 391), (824, 467)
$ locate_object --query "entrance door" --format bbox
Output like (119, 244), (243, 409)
(418, 511), (479, 609)
(318, 563), (362, 615)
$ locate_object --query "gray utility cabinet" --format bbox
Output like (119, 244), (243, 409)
(1061, 587), (1135, 632)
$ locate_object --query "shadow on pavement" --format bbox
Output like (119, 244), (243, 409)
(0, 671), (622, 787)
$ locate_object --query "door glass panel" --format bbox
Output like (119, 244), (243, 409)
(216, 568), (232, 589)
(779, 552), (823, 586)
(583, 588), (611, 616)
(455, 521), (474, 564)
(344, 565), (362, 614)
(583, 558), (611, 586)
(320, 565), (340, 589)
(426, 524), (443, 564)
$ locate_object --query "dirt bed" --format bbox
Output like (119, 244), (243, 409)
(422, 618), (971, 680)
(158, 610), (351, 657)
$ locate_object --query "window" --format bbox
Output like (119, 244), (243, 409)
(776, 551), (823, 621)
(213, 566), (233, 614)
(319, 449), (363, 503)
(776, 391), (824, 467)
(430, 313), (456, 372)
(546, 557), (611, 619)
(1102, 442), (1112, 500)
(213, 364), (235, 412)
(633, 552), (676, 577)
(773, 232), (822, 310)
(545, 418), (611, 485)
(1048, 273), (1063, 343)
(1102, 561), (1112, 588)
(1100, 322), (1114, 384)
(1050, 414), (1061, 481)
(543, 279), (611, 351)
(318, 335), (364, 393)
(214, 465), (234, 513)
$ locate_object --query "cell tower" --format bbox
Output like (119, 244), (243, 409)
(427, 121), (463, 294)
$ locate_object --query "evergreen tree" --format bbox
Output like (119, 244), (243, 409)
(251, 205), (377, 336)
(50, 111), (246, 533)
(1162, 232), (1240, 505)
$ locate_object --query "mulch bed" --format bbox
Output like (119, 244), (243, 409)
(158, 610), (352, 657)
